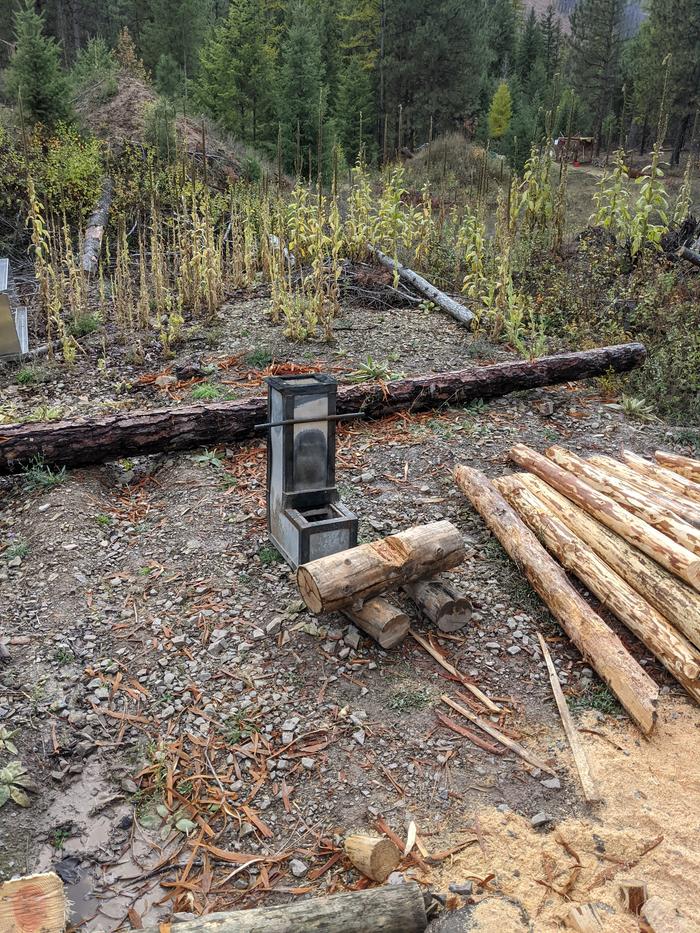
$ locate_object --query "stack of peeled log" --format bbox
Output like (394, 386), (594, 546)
(454, 447), (700, 734)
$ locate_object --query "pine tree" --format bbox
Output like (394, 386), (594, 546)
(488, 80), (512, 139)
(540, 5), (562, 82)
(487, 0), (520, 80)
(568, 0), (625, 152)
(141, 0), (212, 77)
(517, 8), (543, 83)
(6, 0), (73, 127)
(334, 0), (379, 161)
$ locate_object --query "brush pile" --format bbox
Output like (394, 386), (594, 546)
(455, 447), (700, 734)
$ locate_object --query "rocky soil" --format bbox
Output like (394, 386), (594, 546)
(1, 298), (698, 931)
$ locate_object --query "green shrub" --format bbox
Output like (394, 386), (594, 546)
(144, 98), (178, 161)
(72, 38), (118, 104)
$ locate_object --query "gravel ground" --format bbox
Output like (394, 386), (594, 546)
(0, 297), (697, 930)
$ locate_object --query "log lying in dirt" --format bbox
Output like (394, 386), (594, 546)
(139, 881), (428, 933)
(403, 575), (473, 632)
(344, 834), (400, 882)
(517, 473), (700, 651)
(587, 455), (700, 528)
(81, 178), (113, 274)
(369, 245), (474, 325)
(297, 521), (465, 614)
(545, 446), (700, 556)
(0, 343), (646, 474)
(509, 444), (700, 592)
(497, 475), (700, 702)
(343, 597), (409, 648)
(655, 449), (700, 484)
(679, 245), (700, 268)
(621, 449), (700, 506)
(454, 465), (659, 733)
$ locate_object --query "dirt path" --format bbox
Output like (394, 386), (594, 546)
(1, 304), (699, 929)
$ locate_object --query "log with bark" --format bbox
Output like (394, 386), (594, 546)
(679, 245), (700, 268)
(297, 521), (465, 614)
(545, 446), (700, 556)
(0, 343), (646, 474)
(655, 450), (700, 484)
(343, 597), (409, 648)
(139, 881), (428, 933)
(369, 245), (474, 325)
(497, 475), (700, 702)
(621, 449), (700, 506)
(403, 575), (473, 632)
(508, 444), (700, 592)
(587, 455), (700, 528)
(516, 473), (700, 651)
(81, 178), (113, 274)
(454, 465), (659, 733)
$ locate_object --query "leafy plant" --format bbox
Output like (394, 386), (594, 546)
(5, 540), (29, 560)
(389, 688), (432, 712)
(155, 803), (197, 839)
(246, 347), (273, 369)
(69, 313), (101, 337)
(0, 761), (33, 808)
(191, 383), (222, 401)
(347, 354), (405, 383)
(193, 449), (225, 469)
(0, 727), (18, 755)
(23, 459), (66, 489)
(258, 545), (283, 566)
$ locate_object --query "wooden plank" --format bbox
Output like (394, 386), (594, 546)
(566, 904), (604, 931)
(411, 630), (500, 713)
(440, 694), (555, 775)
(537, 633), (602, 804)
(0, 873), (66, 933)
(641, 895), (693, 932)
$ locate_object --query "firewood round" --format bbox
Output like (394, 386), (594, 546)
(344, 834), (401, 882)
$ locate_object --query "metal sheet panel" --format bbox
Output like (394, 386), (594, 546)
(0, 293), (21, 359)
(0, 258), (8, 293)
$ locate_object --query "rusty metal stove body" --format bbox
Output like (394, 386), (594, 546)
(264, 373), (358, 569)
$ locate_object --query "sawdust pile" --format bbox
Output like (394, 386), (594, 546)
(432, 699), (700, 930)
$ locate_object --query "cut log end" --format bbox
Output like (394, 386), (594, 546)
(344, 597), (409, 648)
(344, 834), (401, 882)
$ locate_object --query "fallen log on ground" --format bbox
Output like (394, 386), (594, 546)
(679, 245), (700, 268)
(509, 444), (700, 592)
(497, 475), (700, 702)
(587, 455), (700, 528)
(621, 449), (700, 505)
(138, 881), (428, 933)
(454, 465), (659, 733)
(403, 575), (473, 631)
(517, 473), (700, 651)
(655, 449), (700, 484)
(545, 446), (700, 556)
(0, 343), (647, 474)
(81, 177), (113, 274)
(343, 596), (409, 648)
(297, 521), (465, 614)
(369, 245), (474, 325)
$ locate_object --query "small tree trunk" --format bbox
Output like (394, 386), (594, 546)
(655, 450), (700, 484)
(621, 449), (700, 505)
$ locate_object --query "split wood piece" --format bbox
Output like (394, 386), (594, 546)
(455, 464), (659, 733)
(441, 694), (555, 774)
(403, 575), (473, 632)
(508, 444), (700, 593)
(0, 342), (646, 474)
(619, 879), (648, 915)
(411, 630), (501, 713)
(369, 245), (474, 326)
(655, 449), (700, 484)
(641, 895), (694, 933)
(587, 455), (700, 528)
(0, 872), (66, 933)
(621, 449), (700, 506)
(139, 881), (428, 933)
(497, 476), (700, 701)
(343, 597), (409, 649)
(435, 711), (505, 755)
(297, 521), (465, 615)
(81, 177), (112, 274)
(344, 834), (401, 882)
(566, 904), (604, 931)
(535, 632), (601, 804)
(545, 446), (700, 557)
(517, 473), (700, 651)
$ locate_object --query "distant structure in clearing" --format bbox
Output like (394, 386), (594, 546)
(554, 135), (595, 165)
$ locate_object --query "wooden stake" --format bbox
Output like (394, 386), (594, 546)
(536, 633), (601, 803)
(655, 450), (700, 484)
(344, 597), (408, 649)
(0, 873), (66, 933)
(344, 834), (400, 882)
(508, 444), (700, 593)
(546, 446), (700, 557)
(411, 630), (500, 712)
(517, 473), (700, 652)
(441, 694), (555, 774)
(455, 464), (659, 733)
(297, 521), (465, 615)
(497, 476), (700, 701)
